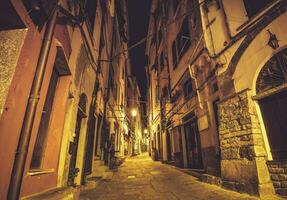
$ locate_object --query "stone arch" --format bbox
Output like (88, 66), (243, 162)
(219, 2), (287, 96)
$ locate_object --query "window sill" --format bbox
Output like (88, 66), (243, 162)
(28, 168), (55, 176)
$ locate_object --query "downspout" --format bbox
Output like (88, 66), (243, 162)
(188, 64), (203, 109)
(187, 33), (204, 110)
(7, 6), (59, 200)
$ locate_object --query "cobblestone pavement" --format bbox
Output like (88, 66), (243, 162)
(80, 154), (258, 200)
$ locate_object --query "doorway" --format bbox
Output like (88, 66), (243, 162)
(68, 94), (87, 186)
(184, 119), (203, 169)
(82, 96), (97, 184)
(258, 90), (287, 160)
(166, 129), (172, 161)
(256, 48), (287, 160)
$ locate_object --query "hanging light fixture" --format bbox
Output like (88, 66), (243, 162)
(267, 29), (279, 50)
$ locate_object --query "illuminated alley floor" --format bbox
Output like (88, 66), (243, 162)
(80, 154), (258, 200)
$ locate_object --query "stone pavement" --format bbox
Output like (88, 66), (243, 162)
(80, 153), (259, 200)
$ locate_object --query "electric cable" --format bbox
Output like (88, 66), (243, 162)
(111, 0), (209, 60)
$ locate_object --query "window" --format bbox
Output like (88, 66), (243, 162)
(215, 0), (221, 9)
(30, 68), (59, 169)
(243, 0), (272, 18)
(172, 17), (191, 69)
(162, 86), (169, 99)
(172, 41), (178, 69)
(116, 0), (127, 42)
(0, 1), (25, 31)
(83, 0), (98, 32)
(178, 17), (191, 58)
(183, 79), (193, 100)
(158, 30), (162, 45)
(160, 53), (165, 70)
(155, 85), (160, 104)
(173, 0), (180, 13)
(22, 0), (57, 30)
(122, 66), (125, 80)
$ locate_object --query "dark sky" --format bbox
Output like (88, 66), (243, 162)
(127, 0), (151, 101)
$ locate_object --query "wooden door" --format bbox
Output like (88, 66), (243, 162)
(259, 90), (287, 160)
(184, 121), (203, 169)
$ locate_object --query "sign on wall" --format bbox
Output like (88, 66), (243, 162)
(198, 114), (209, 131)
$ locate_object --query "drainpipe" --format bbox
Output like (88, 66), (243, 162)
(188, 64), (203, 109)
(7, 6), (59, 200)
(187, 33), (204, 110)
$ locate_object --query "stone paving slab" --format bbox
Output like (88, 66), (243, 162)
(80, 154), (259, 200)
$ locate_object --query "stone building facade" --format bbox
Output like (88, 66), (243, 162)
(147, 0), (287, 198)
(0, 0), (135, 199)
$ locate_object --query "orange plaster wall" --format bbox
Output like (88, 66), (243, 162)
(0, 1), (72, 198)
(0, 5), (72, 198)
(0, 9), (44, 200)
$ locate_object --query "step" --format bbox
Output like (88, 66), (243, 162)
(22, 187), (79, 200)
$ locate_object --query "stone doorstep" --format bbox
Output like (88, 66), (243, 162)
(179, 168), (222, 186)
(22, 187), (80, 200)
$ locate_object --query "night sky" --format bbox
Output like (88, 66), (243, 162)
(127, 0), (151, 101)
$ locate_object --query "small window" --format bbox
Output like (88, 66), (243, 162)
(83, 0), (98, 32)
(183, 79), (193, 100)
(158, 30), (162, 45)
(178, 17), (191, 58)
(243, 0), (271, 18)
(0, 1), (26, 31)
(162, 86), (169, 98)
(30, 68), (59, 169)
(172, 41), (178, 69)
(155, 85), (160, 104)
(22, 0), (57, 30)
(122, 66), (125, 80)
(172, 17), (191, 69)
(160, 53), (165, 70)
(173, 0), (180, 13)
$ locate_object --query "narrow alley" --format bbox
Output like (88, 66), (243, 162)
(80, 154), (257, 200)
(1, 0), (287, 199)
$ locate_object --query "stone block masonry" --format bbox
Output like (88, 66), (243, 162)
(217, 90), (270, 195)
(267, 161), (287, 197)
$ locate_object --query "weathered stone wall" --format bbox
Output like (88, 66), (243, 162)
(267, 161), (287, 197)
(217, 90), (268, 195)
(0, 29), (27, 116)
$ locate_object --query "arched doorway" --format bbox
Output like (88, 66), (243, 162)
(256, 48), (287, 161)
(68, 94), (87, 186)
(82, 93), (97, 184)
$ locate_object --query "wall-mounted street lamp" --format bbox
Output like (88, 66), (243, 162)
(144, 129), (148, 134)
(267, 29), (279, 50)
(131, 109), (137, 117)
